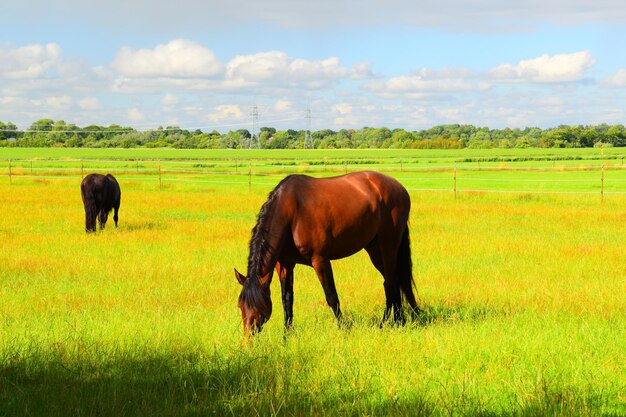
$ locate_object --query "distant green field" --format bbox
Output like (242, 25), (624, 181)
(0, 148), (625, 416)
(2, 147), (625, 195)
(1, 145), (625, 164)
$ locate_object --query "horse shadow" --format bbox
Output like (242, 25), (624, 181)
(410, 303), (503, 327)
(339, 302), (506, 330)
(118, 221), (164, 232)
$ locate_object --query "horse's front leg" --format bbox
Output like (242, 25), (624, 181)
(311, 256), (343, 324)
(276, 262), (295, 330)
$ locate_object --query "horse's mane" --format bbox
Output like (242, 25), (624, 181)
(247, 175), (295, 280)
(240, 175), (296, 308)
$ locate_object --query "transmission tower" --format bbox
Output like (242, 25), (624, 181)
(305, 102), (313, 149)
(250, 104), (259, 149)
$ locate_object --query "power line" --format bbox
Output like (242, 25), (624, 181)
(0, 115), (306, 135)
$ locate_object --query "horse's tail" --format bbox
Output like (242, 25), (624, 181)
(81, 183), (97, 233)
(397, 225), (421, 319)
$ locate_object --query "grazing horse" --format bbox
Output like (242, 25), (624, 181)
(235, 171), (420, 335)
(80, 173), (121, 233)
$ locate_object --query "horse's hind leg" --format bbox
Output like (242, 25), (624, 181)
(113, 201), (120, 227)
(311, 256), (343, 324)
(98, 210), (108, 230)
(82, 195), (97, 233)
(85, 209), (96, 233)
(366, 242), (392, 324)
(366, 239), (404, 326)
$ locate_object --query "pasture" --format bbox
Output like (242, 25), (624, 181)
(0, 148), (624, 416)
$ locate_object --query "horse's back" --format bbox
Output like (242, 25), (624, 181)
(281, 171), (410, 259)
(81, 173), (120, 208)
(285, 171), (408, 214)
(349, 171), (409, 204)
(338, 171), (411, 230)
(105, 174), (121, 204)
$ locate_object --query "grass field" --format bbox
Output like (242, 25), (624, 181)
(0, 148), (625, 416)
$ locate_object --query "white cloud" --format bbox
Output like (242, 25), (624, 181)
(350, 62), (375, 80)
(244, 0), (626, 30)
(161, 94), (179, 107)
(208, 104), (243, 122)
(407, 108), (430, 126)
(78, 97), (101, 110)
(111, 39), (223, 78)
(109, 46), (352, 94)
(0, 96), (16, 106)
(274, 99), (293, 112)
(165, 117), (180, 126)
(333, 103), (353, 115)
(490, 51), (595, 83)
(0, 43), (61, 79)
(225, 51), (349, 89)
(362, 104), (376, 113)
(7, 1), (626, 34)
(0, 32), (623, 131)
(45, 95), (72, 109)
(602, 69), (626, 87)
(365, 67), (489, 99)
(128, 108), (145, 122)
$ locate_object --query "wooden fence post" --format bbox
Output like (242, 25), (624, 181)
(453, 164), (457, 199)
(601, 163), (605, 202)
(158, 160), (162, 190)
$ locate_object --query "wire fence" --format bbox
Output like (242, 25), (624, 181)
(1, 157), (626, 197)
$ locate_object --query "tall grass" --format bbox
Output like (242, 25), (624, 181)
(0, 163), (624, 416)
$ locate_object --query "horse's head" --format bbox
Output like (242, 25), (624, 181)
(235, 269), (272, 336)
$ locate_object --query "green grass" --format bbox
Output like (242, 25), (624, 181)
(1, 146), (626, 168)
(1, 147), (625, 197)
(0, 148), (625, 416)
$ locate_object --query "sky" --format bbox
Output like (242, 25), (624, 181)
(2, 1), (626, 132)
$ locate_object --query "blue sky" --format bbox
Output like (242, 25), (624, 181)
(2, 1), (626, 131)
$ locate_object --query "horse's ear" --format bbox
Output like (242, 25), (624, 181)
(234, 268), (247, 286)
(258, 272), (272, 287)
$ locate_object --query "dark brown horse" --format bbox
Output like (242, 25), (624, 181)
(235, 171), (420, 335)
(80, 173), (121, 233)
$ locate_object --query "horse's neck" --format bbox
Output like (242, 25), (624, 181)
(261, 220), (290, 278)
(250, 209), (290, 281)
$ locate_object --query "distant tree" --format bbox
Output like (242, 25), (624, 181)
(604, 125), (626, 146)
(260, 127), (276, 136)
(267, 130), (293, 149)
(389, 129), (414, 148)
(5, 119), (626, 149)
(0, 121), (18, 140)
(29, 118), (54, 132)
(237, 129), (251, 139)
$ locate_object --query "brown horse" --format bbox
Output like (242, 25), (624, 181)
(80, 173), (121, 233)
(235, 171), (421, 335)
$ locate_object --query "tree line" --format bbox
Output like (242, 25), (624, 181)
(1, 118), (625, 149)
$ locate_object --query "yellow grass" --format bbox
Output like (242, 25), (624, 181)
(0, 176), (624, 416)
